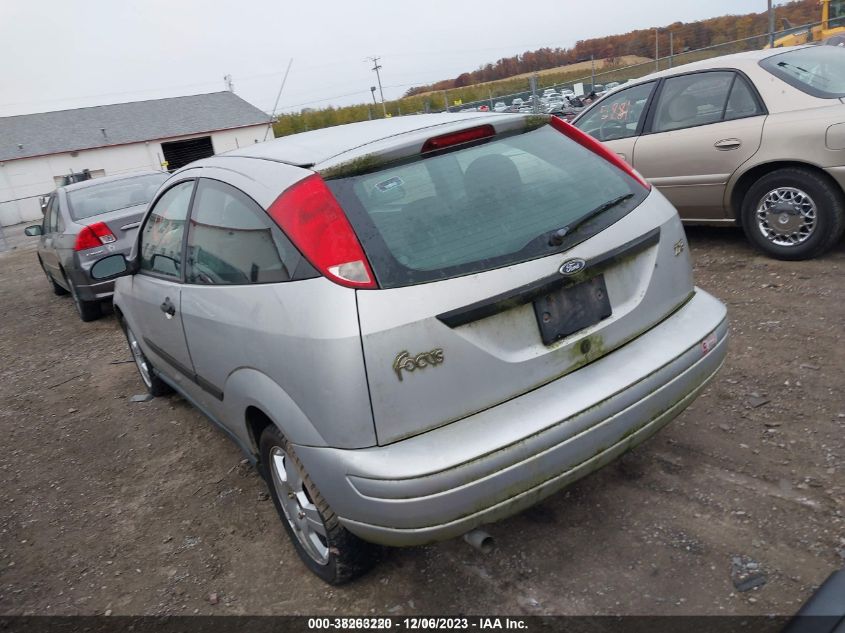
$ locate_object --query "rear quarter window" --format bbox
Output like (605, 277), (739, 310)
(760, 46), (845, 99)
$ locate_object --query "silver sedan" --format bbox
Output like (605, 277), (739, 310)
(25, 171), (167, 320)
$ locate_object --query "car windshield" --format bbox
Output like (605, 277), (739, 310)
(67, 173), (168, 221)
(760, 46), (845, 98)
(326, 123), (647, 289)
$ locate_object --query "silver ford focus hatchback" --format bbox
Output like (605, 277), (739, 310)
(91, 113), (728, 584)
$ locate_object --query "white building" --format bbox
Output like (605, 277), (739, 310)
(0, 92), (274, 226)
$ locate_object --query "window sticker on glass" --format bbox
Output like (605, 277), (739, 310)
(600, 100), (632, 121)
(375, 176), (404, 193)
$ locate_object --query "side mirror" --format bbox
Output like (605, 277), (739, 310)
(150, 253), (178, 277)
(24, 225), (43, 236)
(91, 254), (132, 280)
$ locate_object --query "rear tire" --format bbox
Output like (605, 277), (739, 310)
(740, 167), (845, 260)
(68, 280), (101, 322)
(259, 425), (375, 584)
(49, 275), (69, 297)
(122, 322), (172, 397)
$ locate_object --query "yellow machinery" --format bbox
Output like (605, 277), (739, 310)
(770, 0), (845, 47)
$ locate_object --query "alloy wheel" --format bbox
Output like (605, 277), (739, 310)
(269, 446), (330, 565)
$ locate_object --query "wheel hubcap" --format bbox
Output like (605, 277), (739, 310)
(269, 447), (329, 565)
(755, 187), (817, 246)
(126, 327), (153, 388)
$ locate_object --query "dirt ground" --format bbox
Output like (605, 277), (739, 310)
(0, 223), (843, 617)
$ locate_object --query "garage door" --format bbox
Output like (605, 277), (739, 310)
(161, 136), (215, 172)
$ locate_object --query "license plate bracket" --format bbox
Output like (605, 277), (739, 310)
(533, 275), (612, 346)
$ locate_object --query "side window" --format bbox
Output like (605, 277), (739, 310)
(652, 72), (734, 133)
(724, 75), (764, 121)
(574, 82), (656, 142)
(185, 179), (301, 285)
(139, 181), (194, 279)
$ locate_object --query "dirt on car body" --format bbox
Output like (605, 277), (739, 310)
(0, 225), (843, 615)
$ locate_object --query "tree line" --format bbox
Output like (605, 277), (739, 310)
(405, 0), (819, 95)
(272, 0), (821, 138)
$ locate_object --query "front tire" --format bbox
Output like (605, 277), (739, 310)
(741, 167), (845, 260)
(123, 323), (172, 397)
(259, 425), (375, 584)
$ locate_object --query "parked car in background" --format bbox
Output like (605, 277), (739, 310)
(24, 171), (168, 320)
(493, 101), (507, 112)
(89, 112), (727, 584)
(572, 45), (845, 259)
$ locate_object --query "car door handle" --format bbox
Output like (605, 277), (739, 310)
(160, 297), (176, 318)
(715, 138), (742, 150)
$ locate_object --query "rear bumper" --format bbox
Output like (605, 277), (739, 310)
(295, 288), (728, 547)
(65, 249), (125, 301)
(67, 274), (115, 302)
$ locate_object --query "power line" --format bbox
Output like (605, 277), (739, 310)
(265, 59), (294, 141)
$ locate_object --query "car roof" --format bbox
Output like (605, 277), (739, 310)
(223, 113), (506, 167)
(62, 170), (166, 192)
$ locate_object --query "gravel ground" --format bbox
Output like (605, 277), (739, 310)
(0, 223), (843, 616)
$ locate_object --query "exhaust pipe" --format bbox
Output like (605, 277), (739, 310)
(463, 529), (494, 553)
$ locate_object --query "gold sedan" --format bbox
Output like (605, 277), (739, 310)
(573, 45), (845, 260)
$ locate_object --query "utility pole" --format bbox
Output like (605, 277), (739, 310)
(366, 56), (387, 118)
(224, 74), (234, 92)
(655, 29), (659, 71)
(669, 32), (674, 68)
(591, 54), (596, 91)
(443, 89), (449, 113)
(529, 75), (539, 114)
(768, 0), (775, 47)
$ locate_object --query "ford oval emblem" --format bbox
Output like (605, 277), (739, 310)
(559, 258), (587, 276)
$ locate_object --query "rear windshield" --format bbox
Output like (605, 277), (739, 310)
(760, 46), (845, 99)
(67, 173), (168, 221)
(327, 123), (647, 288)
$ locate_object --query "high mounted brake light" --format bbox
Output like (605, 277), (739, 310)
(267, 174), (377, 289)
(549, 115), (651, 190)
(74, 222), (116, 251)
(421, 125), (496, 153)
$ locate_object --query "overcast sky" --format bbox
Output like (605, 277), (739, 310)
(1, 0), (774, 118)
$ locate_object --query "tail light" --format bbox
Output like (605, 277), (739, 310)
(74, 222), (116, 251)
(421, 125), (495, 153)
(267, 174), (377, 289)
(549, 116), (651, 190)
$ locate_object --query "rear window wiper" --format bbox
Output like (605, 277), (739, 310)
(776, 61), (830, 85)
(548, 193), (635, 246)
